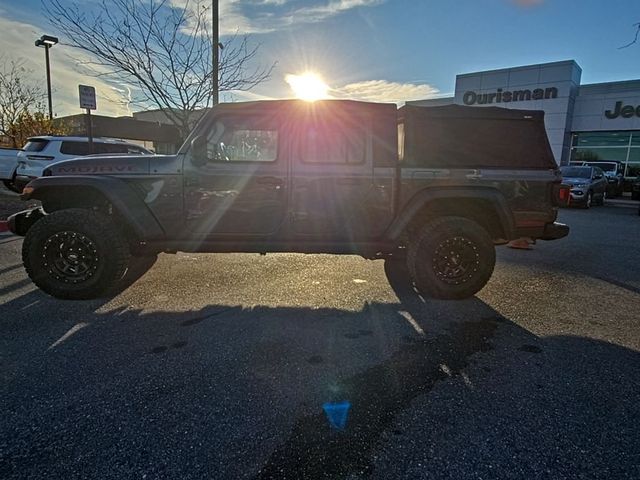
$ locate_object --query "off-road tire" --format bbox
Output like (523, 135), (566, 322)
(406, 217), (496, 300)
(23, 208), (130, 299)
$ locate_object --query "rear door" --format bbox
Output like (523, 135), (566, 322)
(183, 112), (288, 236)
(289, 108), (384, 240)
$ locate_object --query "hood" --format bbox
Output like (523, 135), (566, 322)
(47, 154), (160, 176)
(562, 177), (591, 185)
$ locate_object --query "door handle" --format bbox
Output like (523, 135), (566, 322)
(257, 176), (284, 185)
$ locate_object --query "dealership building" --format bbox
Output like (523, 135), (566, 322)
(410, 60), (640, 179)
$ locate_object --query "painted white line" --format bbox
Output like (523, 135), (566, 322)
(398, 310), (425, 336)
(47, 322), (89, 350)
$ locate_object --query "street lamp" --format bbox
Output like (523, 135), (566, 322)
(35, 34), (59, 120)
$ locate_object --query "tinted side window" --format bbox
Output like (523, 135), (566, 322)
(95, 143), (128, 154)
(60, 141), (91, 156)
(301, 119), (366, 164)
(23, 139), (49, 152)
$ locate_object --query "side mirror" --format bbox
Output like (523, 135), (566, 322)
(191, 135), (207, 167)
(594, 174), (603, 179)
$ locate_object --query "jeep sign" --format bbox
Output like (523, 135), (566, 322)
(463, 87), (559, 106)
(604, 101), (640, 119)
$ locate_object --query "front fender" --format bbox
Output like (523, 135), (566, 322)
(386, 187), (515, 240)
(21, 176), (166, 241)
(8, 207), (46, 236)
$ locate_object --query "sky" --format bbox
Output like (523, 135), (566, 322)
(1, 0), (639, 117)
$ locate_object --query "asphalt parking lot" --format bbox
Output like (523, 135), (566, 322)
(1, 205), (639, 479)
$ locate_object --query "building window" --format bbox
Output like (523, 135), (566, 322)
(571, 147), (628, 162)
(571, 131), (640, 179)
(572, 131), (631, 148)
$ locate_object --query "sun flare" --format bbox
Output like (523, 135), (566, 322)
(285, 72), (330, 101)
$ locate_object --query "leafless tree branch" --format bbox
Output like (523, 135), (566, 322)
(44, 0), (275, 137)
(619, 22), (640, 49)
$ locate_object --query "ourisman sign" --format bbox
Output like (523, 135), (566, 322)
(463, 87), (559, 106)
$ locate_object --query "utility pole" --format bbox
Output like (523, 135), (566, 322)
(212, 0), (219, 105)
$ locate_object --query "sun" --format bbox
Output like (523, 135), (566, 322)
(285, 72), (330, 101)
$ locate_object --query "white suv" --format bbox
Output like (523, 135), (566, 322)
(15, 136), (152, 190)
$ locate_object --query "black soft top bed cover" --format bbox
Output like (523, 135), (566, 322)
(398, 104), (557, 169)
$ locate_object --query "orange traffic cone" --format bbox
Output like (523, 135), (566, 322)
(507, 237), (533, 250)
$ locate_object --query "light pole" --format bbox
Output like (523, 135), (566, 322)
(212, 0), (219, 105)
(35, 34), (59, 120)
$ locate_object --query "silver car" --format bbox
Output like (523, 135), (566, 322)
(560, 165), (607, 208)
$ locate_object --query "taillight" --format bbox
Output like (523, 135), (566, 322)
(553, 183), (571, 206)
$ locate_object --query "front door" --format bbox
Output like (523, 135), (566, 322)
(183, 113), (287, 236)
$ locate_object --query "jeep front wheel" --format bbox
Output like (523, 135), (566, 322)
(23, 209), (130, 300)
(406, 217), (495, 300)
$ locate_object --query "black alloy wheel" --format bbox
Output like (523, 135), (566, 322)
(406, 216), (496, 300)
(43, 231), (100, 284)
(23, 209), (131, 299)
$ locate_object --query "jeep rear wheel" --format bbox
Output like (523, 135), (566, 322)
(406, 217), (495, 300)
(23, 209), (130, 300)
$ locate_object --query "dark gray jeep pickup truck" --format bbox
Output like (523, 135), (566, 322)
(9, 100), (569, 300)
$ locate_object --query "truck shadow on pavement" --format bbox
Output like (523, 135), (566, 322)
(0, 262), (639, 479)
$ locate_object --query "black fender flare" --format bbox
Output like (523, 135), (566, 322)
(385, 187), (515, 240)
(21, 176), (166, 240)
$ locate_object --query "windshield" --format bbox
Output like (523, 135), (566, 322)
(560, 166), (591, 178)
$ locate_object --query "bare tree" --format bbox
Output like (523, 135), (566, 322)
(0, 59), (64, 148)
(46, 0), (274, 137)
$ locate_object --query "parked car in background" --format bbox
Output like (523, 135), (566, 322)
(0, 147), (21, 192)
(582, 161), (624, 197)
(15, 136), (152, 191)
(631, 177), (640, 201)
(560, 165), (607, 208)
